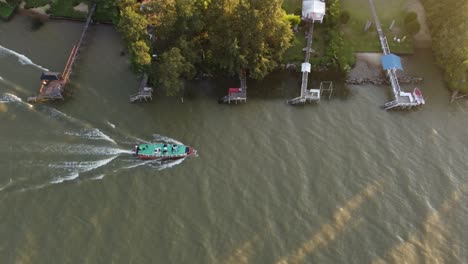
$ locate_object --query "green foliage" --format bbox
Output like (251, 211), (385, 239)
(321, 0), (353, 72)
(155, 48), (195, 96)
(130, 40), (151, 69)
(284, 13), (301, 28)
(340, 10), (350, 25)
(404, 12), (417, 24)
(207, 0), (293, 79)
(405, 20), (420, 36)
(422, 0), (468, 92)
(117, 6), (148, 42)
(0, 2), (15, 19)
(403, 11), (420, 36)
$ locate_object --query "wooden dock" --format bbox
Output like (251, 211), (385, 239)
(129, 74), (153, 103)
(368, 0), (425, 110)
(219, 70), (247, 104)
(27, 1), (97, 103)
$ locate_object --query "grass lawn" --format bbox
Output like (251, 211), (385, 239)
(283, 28), (307, 62)
(341, 0), (415, 53)
(283, 0), (302, 14)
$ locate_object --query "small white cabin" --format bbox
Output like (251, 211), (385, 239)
(302, 0), (326, 23)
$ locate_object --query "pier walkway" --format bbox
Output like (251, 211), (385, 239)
(27, 1), (97, 103)
(219, 70), (247, 104)
(129, 74), (153, 103)
(368, 0), (425, 110)
(288, 0), (331, 105)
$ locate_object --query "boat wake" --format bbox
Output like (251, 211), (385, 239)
(0, 44), (49, 71)
(0, 93), (33, 108)
(65, 128), (117, 144)
(48, 156), (118, 184)
(153, 134), (184, 145)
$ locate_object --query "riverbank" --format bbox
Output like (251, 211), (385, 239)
(1, 16), (468, 263)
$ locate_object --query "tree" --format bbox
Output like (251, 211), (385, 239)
(206, 0), (293, 79)
(155, 48), (195, 96)
(284, 14), (301, 28)
(130, 40), (151, 68)
(117, 6), (148, 42)
(421, 0), (468, 92)
(340, 10), (350, 25)
(406, 20), (421, 35)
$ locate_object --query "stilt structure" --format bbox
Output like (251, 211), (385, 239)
(368, 0), (425, 110)
(130, 74), (153, 103)
(288, 0), (330, 106)
(219, 69), (247, 104)
(27, 1), (97, 103)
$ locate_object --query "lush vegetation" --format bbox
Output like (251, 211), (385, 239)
(0, 0), (19, 20)
(422, 0), (468, 93)
(117, 0), (294, 96)
(340, 0), (414, 54)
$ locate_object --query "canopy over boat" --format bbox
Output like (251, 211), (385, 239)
(135, 143), (194, 160)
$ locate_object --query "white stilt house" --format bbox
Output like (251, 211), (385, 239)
(287, 0), (332, 105)
(302, 0), (326, 23)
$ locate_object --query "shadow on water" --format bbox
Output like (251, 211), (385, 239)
(276, 180), (384, 264)
(372, 185), (467, 264)
(182, 70), (351, 102)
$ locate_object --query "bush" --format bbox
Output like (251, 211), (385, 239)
(404, 12), (418, 24)
(284, 13), (301, 28)
(406, 20), (421, 35)
(340, 10), (350, 24)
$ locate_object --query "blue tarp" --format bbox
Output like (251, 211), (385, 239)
(381, 54), (403, 70)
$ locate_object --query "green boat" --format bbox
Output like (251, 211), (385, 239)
(134, 143), (195, 160)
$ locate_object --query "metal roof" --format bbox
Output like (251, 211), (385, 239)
(302, 0), (326, 22)
(381, 54), (403, 70)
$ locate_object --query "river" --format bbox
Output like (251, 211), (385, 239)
(0, 16), (467, 263)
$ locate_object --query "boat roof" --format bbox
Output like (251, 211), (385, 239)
(381, 54), (403, 70)
(137, 143), (186, 156)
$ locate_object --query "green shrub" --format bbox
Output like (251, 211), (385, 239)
(340, 10), (350, 24)
(284, 13), (301, 28)
(404, 12), (417, 24)
(406, 20), (421, 35)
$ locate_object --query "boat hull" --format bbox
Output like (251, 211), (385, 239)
(134, 144), (195, 160)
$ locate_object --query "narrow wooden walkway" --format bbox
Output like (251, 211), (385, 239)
(27, 1), (97, 103)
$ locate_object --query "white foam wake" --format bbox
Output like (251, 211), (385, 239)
(0, 93), (33, 108)
(153, 134), (183, 145)
(0, 45), (49, 71)
(49, 156), (118, 184)
(44, 143), (131, 156)
(65, 128), (117, 144)
(106, 121), (116, 129)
